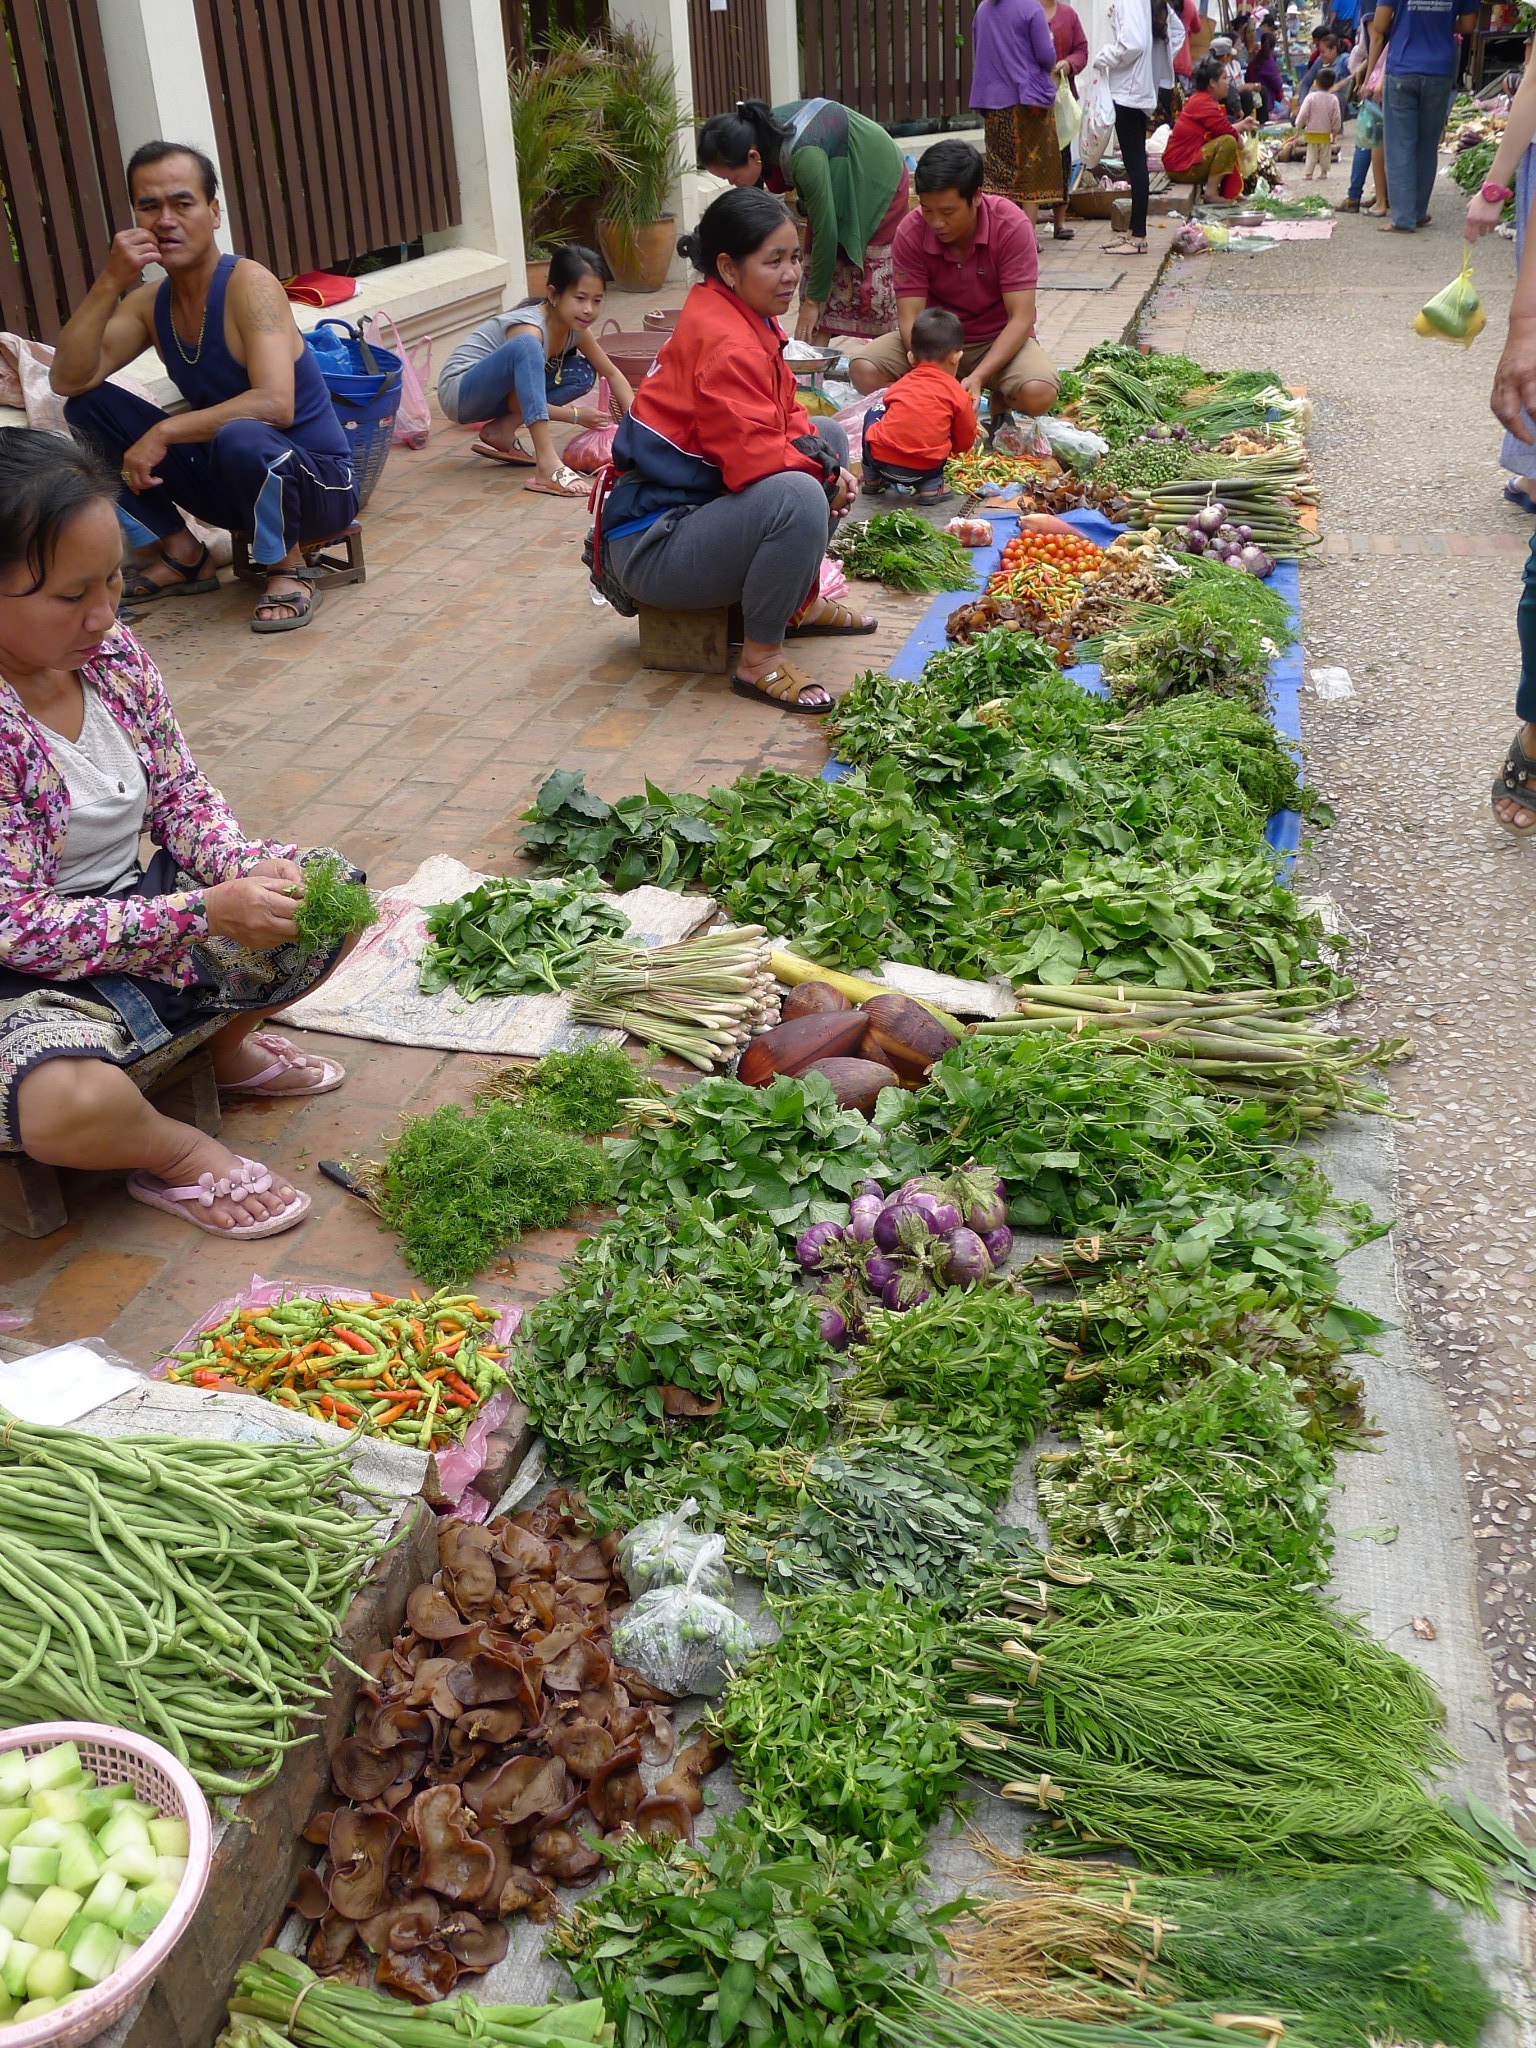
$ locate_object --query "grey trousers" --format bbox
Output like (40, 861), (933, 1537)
(607, 424), (845, 644)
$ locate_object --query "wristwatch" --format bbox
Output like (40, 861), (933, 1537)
(1482, 179), (1515, 204)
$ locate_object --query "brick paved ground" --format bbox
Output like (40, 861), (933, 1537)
(1, 227), (1169, 1361)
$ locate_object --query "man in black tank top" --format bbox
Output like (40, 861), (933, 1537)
(50, 140), (358, 636)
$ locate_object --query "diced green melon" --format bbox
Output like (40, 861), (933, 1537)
(0, 1889), (34, 1937)
(105, 1890), (137, 1935)
(99, 1782), (134, 1806)
(68, 1921), (120, 1986)
(105, 1842), (158, 1888)
(27, 1744), (82, 1794)
(14, 1995), (60, 2020)
(0, 1811), (28, 1851)
(146, 1816), (189, 1860)
(56, 1824), (106, 1894)
(0, 1992), (14, 2022)
(154, 1855), (187, 1890)
(0, 1759), (27, 1808)
(30, 1788), (82, 1826)
(96, 1809), (151, 1860)
(82, 1869), (128, 1924)
(0, 1925), (12, 1971)
(8, 1845), (59, 1887)
(119, 1800), (157, 1825)
(14, 1817), (65, 1850)
(20, 1886), (83, 1950)
(56, 1916), (91, 1959)
(122, 1886), (174, 1945)
(26, 1945), (75, 2001)
(2, 1939), (37, 2000)
(76, 1788), (116, 1833)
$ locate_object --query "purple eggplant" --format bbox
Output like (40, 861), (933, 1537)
(858, 1177), (886, 1199)
(927, 1200), (963, 1237)
(941, 1227), (992, 1288)
(864, 1253), (901, 1292)
(847, 1193), (884, 1244)
(874, 1200), (938, 1253)
(815, 1300), (850, 1350)
(982, 1224), (1014, 1269)
(796, 1221), (844, 1273)
(947, 1163), (1008, 1238)
(881, 1272), (931, 1313)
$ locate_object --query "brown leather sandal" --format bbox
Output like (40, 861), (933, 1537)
(787, 597), (879, 638)
(730, 662), (834, 715)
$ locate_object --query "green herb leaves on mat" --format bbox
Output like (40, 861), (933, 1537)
(832, 510), (979, 592)
(715, 1586), (962, 1861)
(419, 867), (628, 999)
(474, 1043), (645, 1134)
(521, 770), (718, 891)
(293, 853), (377, 951)
(373, 1101), (610, 1287)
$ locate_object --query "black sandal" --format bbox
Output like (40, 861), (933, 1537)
(251, 566), (320, 635)
(1492, 729), (1536, 833)
(120, 544), (218, 606)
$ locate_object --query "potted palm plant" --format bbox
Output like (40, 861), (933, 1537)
(508, 34), (634, 292)
(594, 28), (685, 293)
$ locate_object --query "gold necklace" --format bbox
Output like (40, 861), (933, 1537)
(169, 291), (209, 365)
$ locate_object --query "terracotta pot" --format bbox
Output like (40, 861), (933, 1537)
(597, 216), (676, 294)
(525, 258), (551, 298)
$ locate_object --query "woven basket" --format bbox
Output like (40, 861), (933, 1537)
(0, 1722), (212, 2047)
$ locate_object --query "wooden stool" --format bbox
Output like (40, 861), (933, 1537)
(231, 524), (366, 590)
(0, 1041), (224, 1240)
(637, 603), (744, 674)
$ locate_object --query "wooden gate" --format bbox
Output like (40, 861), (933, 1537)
(0, 0), (129, 343)
(688, 0), (771, 118)
(802, 0), (978, 124)
(191, 0), (461, 278)
(502, 0), (611, 65)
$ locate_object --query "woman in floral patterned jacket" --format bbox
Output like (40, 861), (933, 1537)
(0, 429), (359, 1238)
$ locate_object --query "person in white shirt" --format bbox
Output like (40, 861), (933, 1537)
(1092, 0), (1186, 253)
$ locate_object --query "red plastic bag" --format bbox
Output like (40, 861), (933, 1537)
(563, 377), (619, 473)
(362, 309), (432, 449)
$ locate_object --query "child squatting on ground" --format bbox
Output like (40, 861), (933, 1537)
(1296, 70), (1342, 180)
(859, 308), (980, 503)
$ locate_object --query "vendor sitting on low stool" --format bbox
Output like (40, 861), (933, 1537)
(860, 308), (978, 502)
(50, 140), (358, 635)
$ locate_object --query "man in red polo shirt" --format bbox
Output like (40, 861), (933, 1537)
(836, 139), (1058, 419)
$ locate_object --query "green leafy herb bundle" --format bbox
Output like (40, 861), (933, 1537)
(1101, 615), (1269, 716)
(831, 510), (979, 592)
(293, 854), (377, 951)
(372, 1101), (611, 1286)
(948, 1559), (1492, 1906)
(878, 1034), (1313, 1233)
(987, 853), (1340, 993)
(842, 1290), (1052, 1501)
(607, 1071), (888, 1233)
(1091, 697), (1310, 824)
(521, 1198), (831, 1489)
(1036, 1354), (1337, 1584)
(519, 770), (717, 891)
(701, 765), (999, 976)
(553, 1816), (959, 2048)
(474, 1043), (645, 1135)
(714, 1586), (962, 1861)
(917, 630), (1088, 720)
(419, 868), (628, 1000)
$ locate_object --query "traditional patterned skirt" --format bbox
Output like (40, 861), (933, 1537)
(984, 103), (1067, 208)
(810, 167), (911, 344)
(0, 845), (355, 1143)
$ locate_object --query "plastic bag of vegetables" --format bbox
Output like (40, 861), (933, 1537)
(616, 1499), (733, 1602)
(611, 1546), (756, 1697)
(1416, 253), (1486, 347)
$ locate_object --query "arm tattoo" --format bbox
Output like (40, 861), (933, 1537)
(243, 269), (295, 336)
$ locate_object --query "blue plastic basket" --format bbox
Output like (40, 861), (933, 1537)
(305, 317), (402, 511)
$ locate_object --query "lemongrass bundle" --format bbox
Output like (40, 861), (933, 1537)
(569, 925), (775, 1069)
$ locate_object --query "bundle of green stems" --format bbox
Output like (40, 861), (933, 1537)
(973, 985), (1401, 1128)
(223, 1952), (613, 2044)
(569, 925), (775, 1069)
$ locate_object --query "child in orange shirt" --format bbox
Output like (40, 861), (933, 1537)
(860, 308), (978, 503)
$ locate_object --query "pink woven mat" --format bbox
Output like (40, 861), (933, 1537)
(1230, 219), (1335, 239)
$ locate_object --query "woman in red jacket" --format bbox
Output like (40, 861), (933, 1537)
(597, 189), (873, 716)
(1161, 54), (1255, 200)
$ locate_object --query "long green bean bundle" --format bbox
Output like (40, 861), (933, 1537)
(224, 1950), (614, 2044)
(948, 1561), (1494, 1907)
(0, 1416), (386, 1793)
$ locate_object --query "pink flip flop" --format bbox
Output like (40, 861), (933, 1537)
(218, 1032), (346, 1099)
(471, 435), (537, 466)
(127, 1156), (311, 1238)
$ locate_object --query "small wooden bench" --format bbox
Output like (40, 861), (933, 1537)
(0, 1030), (225, 1239)
(637, 603), (744, 674)
(231, 523), (366, 591)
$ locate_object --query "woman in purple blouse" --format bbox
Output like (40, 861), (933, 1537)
(972, 0), (1066, 222)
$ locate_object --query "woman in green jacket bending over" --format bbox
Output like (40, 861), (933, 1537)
(697, 99), (908, 345)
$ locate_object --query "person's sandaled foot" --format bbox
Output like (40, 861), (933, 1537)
(1504, 479), (1536, 513)
(252, 567), (319, 634)
(127, 1149), (310, 1239)
(915, 483), (955, 504)
(121, 542), (219, 606)
(217, 1031), (346, 1099)
(1103, 235), (1149, 253)
(1336, 196), (1361, 212)
(730, 661), (834, 715)
(1493, 728), (1536, 833)
(525, 464), (587, 498)
(1053, 223), (1076, 240)
(787, 596), (879, 637)
(472, 433), (537, 466)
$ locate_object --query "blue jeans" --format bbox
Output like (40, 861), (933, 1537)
(1347, 145), (1371, 203)
(1383, 71), (1455, 231)
(451, 333), (595, 427)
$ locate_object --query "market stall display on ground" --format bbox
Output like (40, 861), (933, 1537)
(0, 328), (1530, 2048)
